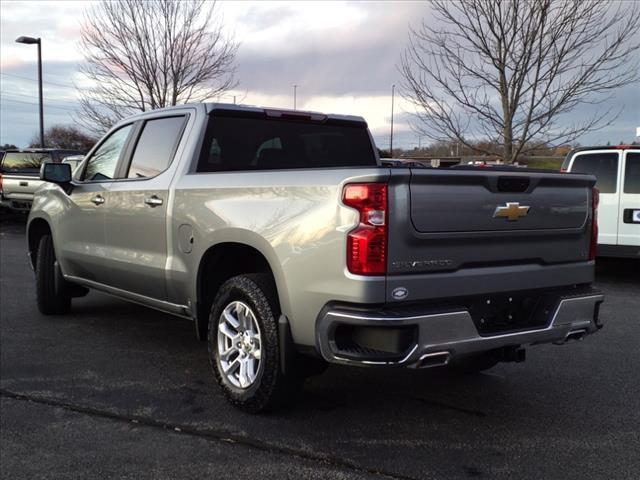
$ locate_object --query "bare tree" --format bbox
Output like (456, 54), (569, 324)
(29, 125), (97, 151)
(77, 0), (238, 136)
(401, 0), (640, 163)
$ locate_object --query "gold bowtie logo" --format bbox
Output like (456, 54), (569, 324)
(493, 202), (530, 221)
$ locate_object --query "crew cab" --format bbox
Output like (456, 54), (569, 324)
(27, 104), (604, 412)
(0, 148), (85, 211)
(562, 145), (640, 258)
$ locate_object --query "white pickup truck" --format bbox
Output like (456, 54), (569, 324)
(562, 145), (640, 258)
(0, 149), (84, 211)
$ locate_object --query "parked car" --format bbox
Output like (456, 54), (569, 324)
(380, 158), (430, 168)
(28, 103), (603, 412)
(61, 154), (85, 175)
(562, 145), (640, 258)
(0, 148), (85, 211)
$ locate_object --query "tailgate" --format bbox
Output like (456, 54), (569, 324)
(1, 174), (43, 199)
(387, 168), (596, 275)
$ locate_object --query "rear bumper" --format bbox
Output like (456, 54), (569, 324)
(316, 290), (604, 368)
(597, 244), (640, 259)
(0, 194), (33, 211)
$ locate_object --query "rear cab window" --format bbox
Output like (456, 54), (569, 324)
(197, 111), (377, 172)
(0, 152), (53, 174)
(570, 152), (619, 193)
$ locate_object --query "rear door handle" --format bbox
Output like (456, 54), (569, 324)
(91, 195), (105, 205)
(144, 195), (163, 207)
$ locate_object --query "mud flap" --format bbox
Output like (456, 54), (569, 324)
(54, 261), (89, 298)
(278, 314), (295, 376)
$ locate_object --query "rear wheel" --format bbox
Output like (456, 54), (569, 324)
(35, 235), (71, 315)
(448, 351), (499, 374)
(208, 274), (302, 413)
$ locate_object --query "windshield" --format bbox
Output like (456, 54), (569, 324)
(0, 152), (53, 173)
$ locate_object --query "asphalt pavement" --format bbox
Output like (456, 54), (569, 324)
(1, 212), (639, 479)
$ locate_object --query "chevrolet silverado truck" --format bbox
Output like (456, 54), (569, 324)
(27, 104), (604, 412)
(0, 149), (85, 211)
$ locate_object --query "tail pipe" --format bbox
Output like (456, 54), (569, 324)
(417, 351), (451, 369)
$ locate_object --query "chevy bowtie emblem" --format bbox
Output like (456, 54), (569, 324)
(493, 202), (530, 221)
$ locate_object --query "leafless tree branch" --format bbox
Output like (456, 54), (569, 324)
(400, 0), (640, 162)
(75, 0), (238, 136)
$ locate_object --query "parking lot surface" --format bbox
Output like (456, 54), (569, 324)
(1, 213), (639, 479)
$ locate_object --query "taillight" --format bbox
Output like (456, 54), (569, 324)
(343, 183), (388, 275)
(589, 187), (599, 261)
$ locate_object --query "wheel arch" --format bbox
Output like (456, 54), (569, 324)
(194, 240), (288, 341)
(27, 216), (53, 270)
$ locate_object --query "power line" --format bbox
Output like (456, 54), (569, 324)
(1, 97), (76, 112)
(0, 72), (77, 90)
(1, 89), (79, 107)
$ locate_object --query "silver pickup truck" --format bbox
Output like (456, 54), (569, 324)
(27, 104), (604, 412)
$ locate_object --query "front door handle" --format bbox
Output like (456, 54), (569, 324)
(91, 194), (105, 206)
(144, 195), (163, 207)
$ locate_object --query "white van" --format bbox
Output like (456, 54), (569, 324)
(562, 146), (640, 258)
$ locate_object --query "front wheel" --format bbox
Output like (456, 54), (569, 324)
(35, 235), (71, 315)
(208, 274), (302, 413)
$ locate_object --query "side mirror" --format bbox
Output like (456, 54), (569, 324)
(40, 162), (72, 190)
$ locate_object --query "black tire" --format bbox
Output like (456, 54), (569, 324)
(208, 274), (302, 413)
(35, 235), (71, 315)
(448, 351), (500, 374)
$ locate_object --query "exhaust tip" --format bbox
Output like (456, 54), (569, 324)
(565, 329), (587, 343)
(417, 351), (451, 369)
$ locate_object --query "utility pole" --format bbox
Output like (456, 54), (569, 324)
(293, 84), (298, 110)
(390, 84), (395, 155)
(233, 95), (236, 104)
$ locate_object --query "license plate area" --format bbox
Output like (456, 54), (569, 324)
(467, 292), (558, 336)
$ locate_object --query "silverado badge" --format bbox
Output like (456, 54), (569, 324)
(493, 202), (530, 221)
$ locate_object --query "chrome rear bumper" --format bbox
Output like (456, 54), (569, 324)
(316, 292), (604, 368)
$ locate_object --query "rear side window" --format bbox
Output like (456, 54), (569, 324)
(571, 152), (618, 193)
(126, 116), (186, 179)
(624, 153), (640, 194)
(1, 152), (52, 173)
(197, 114), (376, 172)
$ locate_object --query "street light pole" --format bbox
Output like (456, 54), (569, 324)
(293, 84), (298, 110)
(37, 40), (44, 148)
(390, 84), (395, 155)
(16, 36), (44, 148)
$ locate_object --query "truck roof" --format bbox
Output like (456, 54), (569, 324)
(123, 102), (367, 125)
(567, 145), (638, 155)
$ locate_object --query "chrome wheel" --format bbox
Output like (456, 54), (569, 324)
(217, 301), (262, 389)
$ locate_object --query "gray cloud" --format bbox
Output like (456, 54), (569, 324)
(2, 2), (638, 149)
(235, 3), (425, 97)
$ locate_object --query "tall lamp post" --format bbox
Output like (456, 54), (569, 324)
(15, 36), (44, 148)
(293, 84), (298, 110)
(390, 84), (395, 155)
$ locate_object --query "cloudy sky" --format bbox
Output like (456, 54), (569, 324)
(1, 0), (638, 149)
